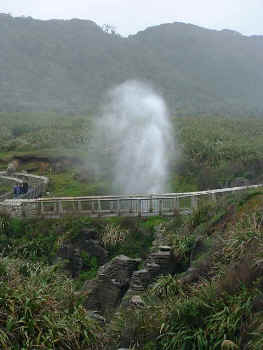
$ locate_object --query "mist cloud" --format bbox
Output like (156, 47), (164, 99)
(88, 81), (175, 194)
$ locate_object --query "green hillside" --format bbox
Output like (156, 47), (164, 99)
(1, 112), (263, 196)
(0, 14), (263, 116)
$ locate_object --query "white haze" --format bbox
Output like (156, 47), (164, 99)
(88, 81), (175, 195)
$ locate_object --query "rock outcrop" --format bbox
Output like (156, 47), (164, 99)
(82, 225), (180, 316)
(121, 225), (177, 306)
(83, 255), (141, 314)
(82, 239), (108, 265)
(57, 239), (108, 278)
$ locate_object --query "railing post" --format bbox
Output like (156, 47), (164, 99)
(191, 196), (198, 210)
(58, 201), (63, 216)
(138, 199), (142, 217)
(53, 201), (57, 215)
(21, 202), (26, 218)
(117, 200), (121, 216)
(77, 201), (82, 211)
(159, 199), (162, 216)
(98, 200), (102, 216)
(174, 197), (180, 210)
(211, 193), (216, 202)
(150, 195), (153, 213)
(40, 201), (44, 215)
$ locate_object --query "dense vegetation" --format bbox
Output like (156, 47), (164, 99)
(1, 190), (263, 348)
(0, 215), (156, 270)
(0, 257), (102, 349)
(1, 106), (263, 347)
(0, 212), (161, 348)
(1, 112), (263, 195)
(174, 115), (263, 190)
(1, 14), (263, 116)
(109, 190), (263, 349)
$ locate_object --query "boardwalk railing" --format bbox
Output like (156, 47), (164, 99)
(0, 172), (24, 200)
(2, 183), (263, 218)
(0, 172), (49, 204)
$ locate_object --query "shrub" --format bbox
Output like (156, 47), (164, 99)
(0, 209), (10, 235)
(110, 305), (161, 349)
(171, 233), (195, 268)
(149, 274), (181, 298)
(158, 286), (253, 350)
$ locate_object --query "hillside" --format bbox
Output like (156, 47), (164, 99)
(1, 113), (263, 196)
(1, 190), (263, 348)
(1, 14), (263, 116)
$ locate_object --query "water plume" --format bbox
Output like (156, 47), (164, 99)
(89, 81), (175, 194)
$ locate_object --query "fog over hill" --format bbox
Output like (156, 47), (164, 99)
(1, 14), (263, 116)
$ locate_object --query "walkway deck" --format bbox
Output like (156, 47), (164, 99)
(1, 183), (262, 218)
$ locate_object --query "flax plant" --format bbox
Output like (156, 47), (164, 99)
(100, 224), (129, 248)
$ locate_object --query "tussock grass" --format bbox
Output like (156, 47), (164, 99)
(100, 223), (129, 248)
(0, 257), (103, 349)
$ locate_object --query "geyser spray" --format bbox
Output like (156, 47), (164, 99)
(89, 81), (175, 194)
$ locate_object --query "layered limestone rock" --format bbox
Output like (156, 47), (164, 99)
(57, 239), (108, 277)
(121, 226), (177, 306)
(98, 255), (141, 284)
(82, 239), (108, 265)
(83, 255), (141, 314)
(83, 226), (178, 315)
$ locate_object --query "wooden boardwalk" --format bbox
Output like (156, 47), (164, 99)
(1, 172), (263, 218)
(6, 183), (263, 218)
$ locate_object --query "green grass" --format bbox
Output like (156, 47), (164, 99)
(3, 112), (263, 195)
(0, 257), (103, 349)
(47, 172), (110, 197)
(109, 192), (263, 350)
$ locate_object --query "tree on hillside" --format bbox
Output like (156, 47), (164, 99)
(102, 23), (119, 35)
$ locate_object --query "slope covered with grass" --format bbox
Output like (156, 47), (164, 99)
(1, 191), (263, 348)
(0, 257), (102, 349)
(1, 112), (263, 196)
(109, 190), (263, 349)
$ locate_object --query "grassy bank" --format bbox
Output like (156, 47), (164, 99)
(108, 190), (263, 349)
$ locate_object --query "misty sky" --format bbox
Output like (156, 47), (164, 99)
(1, 0), (263, 36)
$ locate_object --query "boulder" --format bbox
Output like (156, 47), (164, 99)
(129, 269), (151, 292)
(82, 239), (108, 265)
(57, 239), (108, 277)
(84, 274), (125, 313)
(79, 226), (98, 240)
(145, 262), (161, 279)
(98, 255), (141, 284)
(146, 250), (175, 275)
